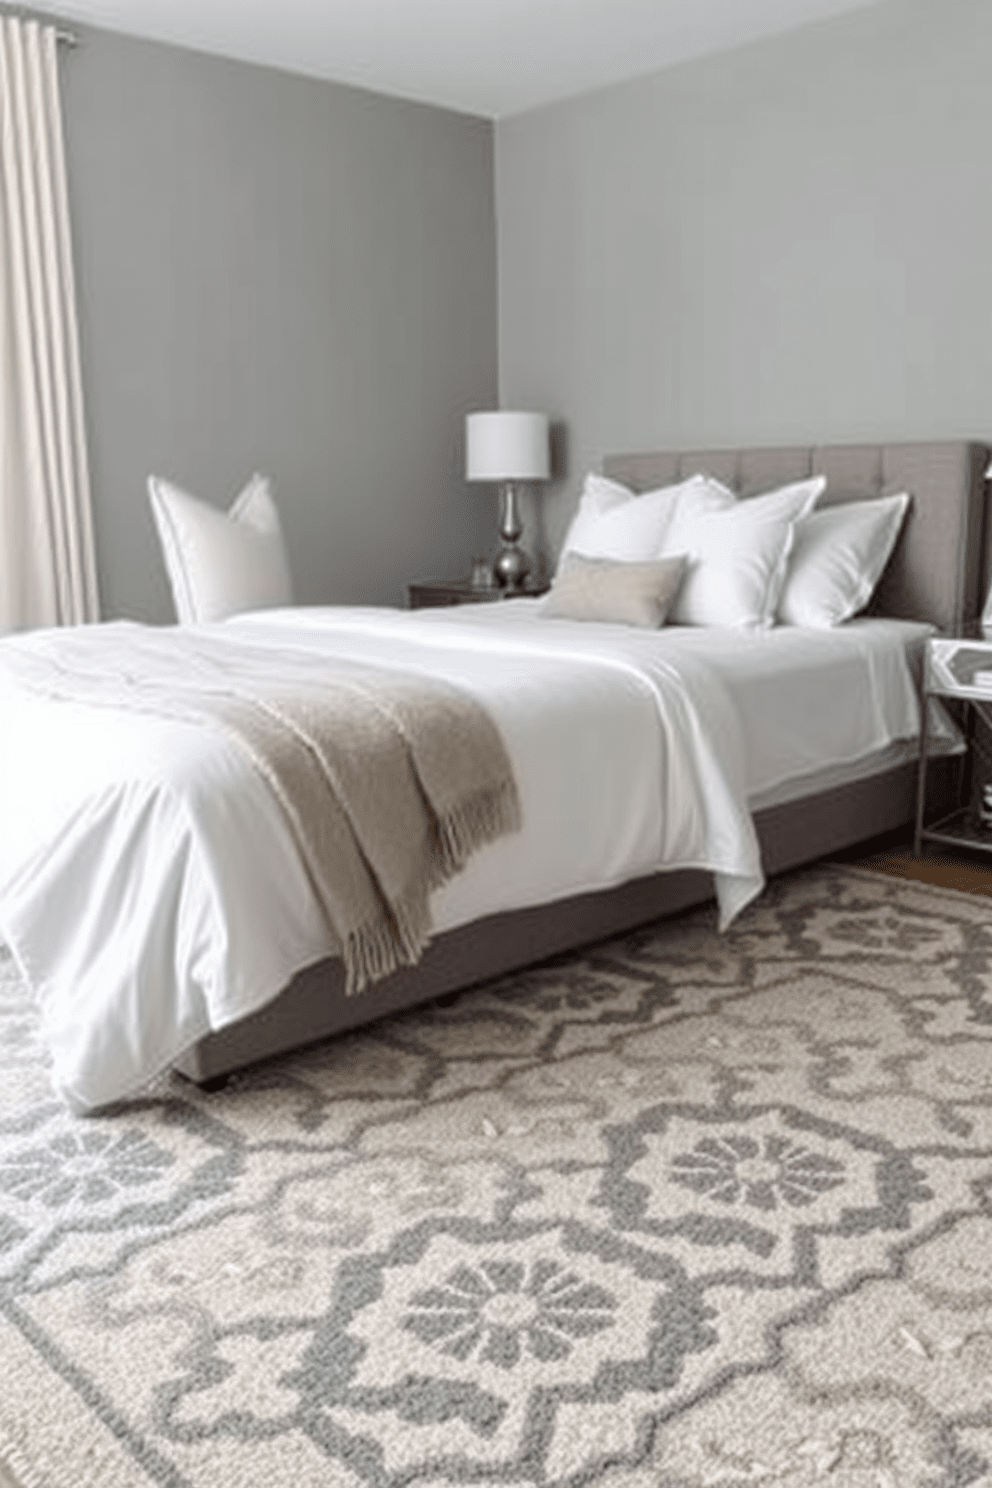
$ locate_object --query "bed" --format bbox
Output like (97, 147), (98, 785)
(0, 439), (987, 1109)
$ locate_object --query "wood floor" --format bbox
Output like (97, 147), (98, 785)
(836, 831), (992, 901)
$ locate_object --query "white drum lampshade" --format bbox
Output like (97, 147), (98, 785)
(465, 411), (550, 590)
(466, 412), (550, 482)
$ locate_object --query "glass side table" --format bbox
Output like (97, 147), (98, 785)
(914, 628), (992, 856)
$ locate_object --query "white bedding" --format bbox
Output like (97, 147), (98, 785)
(0, 603), (936, 1111)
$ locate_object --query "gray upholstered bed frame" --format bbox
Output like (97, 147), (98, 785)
(175, 439), (990, 1086)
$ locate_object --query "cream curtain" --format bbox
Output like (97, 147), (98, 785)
(0, 15), (98, 631)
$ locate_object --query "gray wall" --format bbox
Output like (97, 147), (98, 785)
(495, 0), (992, 564)
(60, 26), (498, 621)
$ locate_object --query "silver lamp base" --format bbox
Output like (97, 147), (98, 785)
(493, 543), (531, 591)
(493, 481), (531, 592)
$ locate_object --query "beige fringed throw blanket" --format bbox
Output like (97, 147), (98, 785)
(4, 623), (521, 993)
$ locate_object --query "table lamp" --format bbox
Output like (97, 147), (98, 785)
(466, 410), (550, 590)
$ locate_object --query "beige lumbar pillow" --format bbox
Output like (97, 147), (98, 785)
(148, 472), (293, 624)
(542, 552), (687, 627)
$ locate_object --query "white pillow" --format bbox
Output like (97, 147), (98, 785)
(148, 472), (293, 624)
(777, 493), (910, 628)
(661, 506), (798, 628)
(670, 473), (826, 535)
(542, 552), (687, 627)
(558, 471), (706, 569)
(557, 471), (632, 564)
(654, 474), (825, 630)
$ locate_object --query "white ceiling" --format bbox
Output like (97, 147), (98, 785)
(50, 0), (895, 117)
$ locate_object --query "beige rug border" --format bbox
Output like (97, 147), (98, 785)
(0, 1315), (152, 1488)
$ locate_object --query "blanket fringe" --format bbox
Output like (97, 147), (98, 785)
(433, 779), (522, 876)
(342, 780), (520, 995)
(343, 884), (435, 996)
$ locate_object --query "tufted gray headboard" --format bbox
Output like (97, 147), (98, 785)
(602, 441), (990, 633)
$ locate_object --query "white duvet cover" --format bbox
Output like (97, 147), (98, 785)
(0, 603), (934, 1111)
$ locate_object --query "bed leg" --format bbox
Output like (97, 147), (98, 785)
(174, 1068), (232, 1095)
(198, 1073), (232, 1093)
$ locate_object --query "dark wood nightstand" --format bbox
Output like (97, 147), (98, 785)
(406, 578), (549, 610)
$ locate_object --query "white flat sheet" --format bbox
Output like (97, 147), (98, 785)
(0, 605), (933, 1110)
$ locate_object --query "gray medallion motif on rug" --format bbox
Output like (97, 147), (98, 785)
(2, 863), (992, 1486)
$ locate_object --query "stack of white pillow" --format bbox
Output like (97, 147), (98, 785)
(545, 468), (910, 629)
(145, 464), (910, 634)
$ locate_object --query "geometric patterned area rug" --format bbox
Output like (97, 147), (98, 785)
(2, 862), (992, 1488)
